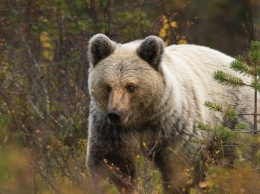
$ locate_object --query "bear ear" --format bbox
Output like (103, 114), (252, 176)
(88, 34), (116, 67)
(137, 35), (165, 70)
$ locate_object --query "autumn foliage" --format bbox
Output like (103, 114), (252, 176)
(0, 0), (260, 193)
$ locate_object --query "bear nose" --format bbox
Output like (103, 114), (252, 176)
(107, 110), (121, 124)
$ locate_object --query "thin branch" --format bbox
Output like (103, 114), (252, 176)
(8, 1), (51, 115)
(238, 113), (260, 115)
(14, 83), (64, 128)
(29, 158), (61, 194)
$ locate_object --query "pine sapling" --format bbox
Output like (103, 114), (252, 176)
(213, 41), (260, 134)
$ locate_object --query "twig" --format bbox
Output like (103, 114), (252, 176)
(8, 0), (50, 114)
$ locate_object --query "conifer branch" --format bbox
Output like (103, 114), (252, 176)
(204, 101), (223, 112)
(204, 101), (238, 119)
(234, 122), (248, 130)
(213, 71), (245, 87)
(251, 81), (260, 92)
(225, 108), (238, 119)
(230, 56), (255, 76)
(248, 41), (260, 67)
(257, 68), (260, 77)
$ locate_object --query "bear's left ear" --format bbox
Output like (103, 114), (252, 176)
(137, 35), (165, 70)
(88, 34), (116, 67)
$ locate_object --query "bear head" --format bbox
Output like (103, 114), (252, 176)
(88, 34), (166, 127)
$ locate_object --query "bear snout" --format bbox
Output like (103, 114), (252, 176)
(107, 110), (121, 124)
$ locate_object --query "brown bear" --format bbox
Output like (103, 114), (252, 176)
(86, 34), (255, 193)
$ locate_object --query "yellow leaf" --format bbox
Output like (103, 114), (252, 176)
(40, 31), (55, 61)
(207, 179), (215, 188)
(159, 29), (167, 38)
(162, 15), (168, 24)
(199, 181), (208, 188)
(165, 39), (170, 46)
(40, 31), (51, 43)
(170, 21), (178, 28)
(178, 37), (188, 45)
(189, 188), (197, 194)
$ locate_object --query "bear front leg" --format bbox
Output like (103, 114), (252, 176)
(87, 141), (136, 193)
(154, 149), (192, 194)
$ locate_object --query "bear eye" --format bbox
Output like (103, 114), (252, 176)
(105, 85), (111, 93)
(126, 85), (135, 93)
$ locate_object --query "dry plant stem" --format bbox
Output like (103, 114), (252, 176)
(253, 58), (258, 162)
(7, 0), (64, 129)
(254, 81), (258, 135)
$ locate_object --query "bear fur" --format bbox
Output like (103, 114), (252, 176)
(86, 34), (256, 193)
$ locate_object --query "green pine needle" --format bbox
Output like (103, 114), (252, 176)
(204, 101), (223, 112)
(234, 122), (248, 131)
(230, 56), (255, 76)
(257, 68), (260, 77)
(215, 125), (234, 139)
(213, 70), (245, 87)
(248, 50), (260, 66)
(250, 41), (260, 53)
(197, 122), (207, 130)
(248, 41), (260, 66)
(224, 108), (238, 119)
(197, 122), (215, 131)
(250, 40), (260, 48)
(251, 81), (260, 92)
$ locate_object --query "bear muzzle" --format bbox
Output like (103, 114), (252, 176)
(107, 110), (121, 124)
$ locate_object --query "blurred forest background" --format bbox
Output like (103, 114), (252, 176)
(0, 0), (260, 193)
